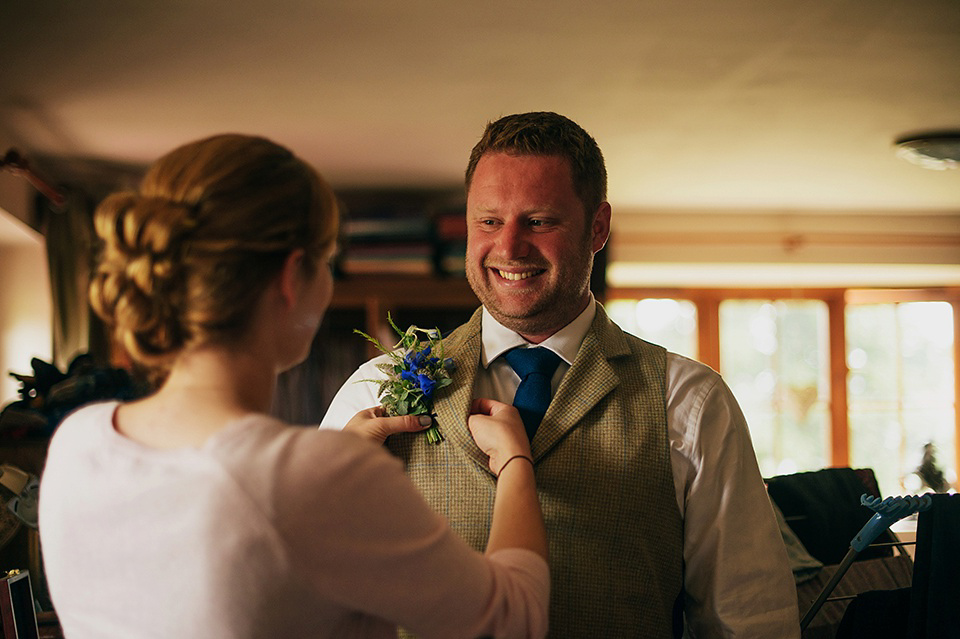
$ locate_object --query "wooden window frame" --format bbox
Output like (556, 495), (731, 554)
(605, 286), (960, 483)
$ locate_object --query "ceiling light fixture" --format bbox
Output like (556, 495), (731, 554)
(894, 130), (960, 170)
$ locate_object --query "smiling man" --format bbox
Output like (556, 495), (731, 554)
(321, 112), (800, 638)
(464, 149), (609, 342)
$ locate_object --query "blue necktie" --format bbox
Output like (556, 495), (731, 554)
(504, 347), (562, 439)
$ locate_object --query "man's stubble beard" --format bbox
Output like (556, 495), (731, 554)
(466, 245), (595, 338)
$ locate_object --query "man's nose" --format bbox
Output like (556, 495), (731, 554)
(494, 221), (531, 259)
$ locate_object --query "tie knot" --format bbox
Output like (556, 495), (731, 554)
(504, 347), (562, 379)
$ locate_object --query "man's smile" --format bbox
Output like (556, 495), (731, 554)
(493, 268), (546, 281)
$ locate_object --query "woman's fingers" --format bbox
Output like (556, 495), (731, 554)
(468, 400), (530, 474)
(344, 407), (431, 444)
(470, 397), (515, 417)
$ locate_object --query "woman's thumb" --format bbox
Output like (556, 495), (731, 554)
(391, 414), (433, 433)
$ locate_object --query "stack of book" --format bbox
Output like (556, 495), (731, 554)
(433, 205), (467, 276)
(334, 189), (469, 278)
(337, 191), (436, 276)
(340, 217), (434, 275)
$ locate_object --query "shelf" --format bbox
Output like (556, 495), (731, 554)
(331, 275), (478, 310)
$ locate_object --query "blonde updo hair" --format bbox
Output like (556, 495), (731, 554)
(90, 134), (338, 372)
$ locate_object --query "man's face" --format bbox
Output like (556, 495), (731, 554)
(465, 152), (610, 342)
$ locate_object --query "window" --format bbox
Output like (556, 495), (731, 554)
(719, 300), (830, 477)
(605, 298), (697, 359)
(605, 288), (959, 494)
(846, 300), (956, 496)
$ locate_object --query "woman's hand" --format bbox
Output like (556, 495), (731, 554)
(468, 398), (531, 476)
(344, 406), (433, 445)
(471, 398), (547, 561)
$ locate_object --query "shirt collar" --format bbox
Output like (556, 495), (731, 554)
(480, 294), (596, 367)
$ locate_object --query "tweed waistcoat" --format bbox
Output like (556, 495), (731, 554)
(387, 304), (683, 638)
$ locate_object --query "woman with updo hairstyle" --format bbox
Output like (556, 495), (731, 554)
(90, 133), (339, 375)
(39, 134), (548, 639)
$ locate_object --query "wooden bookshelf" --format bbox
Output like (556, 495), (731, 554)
(273, 274), (479, 425)
(331, 274), (479, 355)
(332, 274), (477, 310)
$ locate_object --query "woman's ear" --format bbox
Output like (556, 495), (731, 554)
(278, 249), (307, 310)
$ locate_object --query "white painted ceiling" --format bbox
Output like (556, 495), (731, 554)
(1, 1), (959, 218)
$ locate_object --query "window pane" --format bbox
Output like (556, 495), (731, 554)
(719, 300), (830, 478)
(847, 301), (956, 497)
(606, 298), (697, 360)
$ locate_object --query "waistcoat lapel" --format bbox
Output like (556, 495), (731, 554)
(534, 304), (630, 458)
(430, 309), (487, 470)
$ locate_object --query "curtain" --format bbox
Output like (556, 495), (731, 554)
(40, 191), (106, 370)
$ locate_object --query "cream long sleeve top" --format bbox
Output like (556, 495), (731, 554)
(39, 401), (548, 639)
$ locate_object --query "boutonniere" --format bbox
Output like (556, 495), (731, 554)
(355, 313), (455, 444)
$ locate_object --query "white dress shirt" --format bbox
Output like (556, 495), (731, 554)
(321, 300), (801, 638)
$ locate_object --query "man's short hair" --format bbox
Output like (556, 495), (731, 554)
(465, 111), (607, 213)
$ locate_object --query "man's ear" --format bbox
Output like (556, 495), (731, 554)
(591, 202), (612, 253)
(278, 249), (307, 310)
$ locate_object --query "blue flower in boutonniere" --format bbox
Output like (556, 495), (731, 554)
(354, 313), (455, 444)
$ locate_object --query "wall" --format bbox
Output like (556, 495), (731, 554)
(608, 210), (960, 288)
(0, 213), (52, 407)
